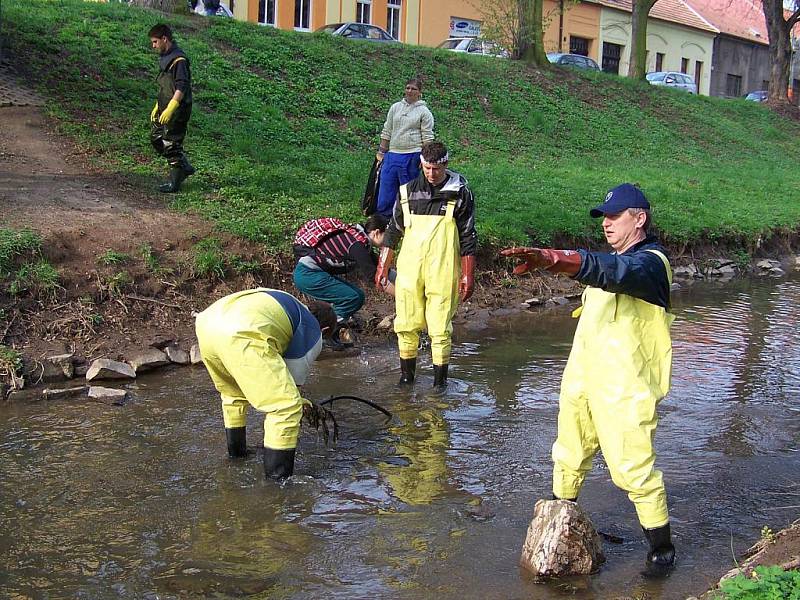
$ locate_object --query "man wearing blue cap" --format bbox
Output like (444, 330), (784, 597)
(501, 183), (675, 578)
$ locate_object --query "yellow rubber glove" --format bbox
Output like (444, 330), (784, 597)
(150, 102), (159, 123)
(158, 99), (180, 125)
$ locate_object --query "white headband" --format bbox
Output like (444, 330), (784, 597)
(420, 153), (449, 165)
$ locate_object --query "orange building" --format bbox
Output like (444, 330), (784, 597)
(227, 0), (602, 55)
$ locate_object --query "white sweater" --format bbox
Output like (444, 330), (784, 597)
(380, 99), (435, 153)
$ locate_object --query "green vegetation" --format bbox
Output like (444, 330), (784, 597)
(192, 237), (226, 279)
(0, 227), (60, 297)
(716, 565), (800, 599)
(5, 0), (800, 250)
(97, 249), (131, 266)
(0, 345), (23, 382)
(140, 243), (171, 275)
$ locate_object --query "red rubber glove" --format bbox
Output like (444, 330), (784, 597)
(375, 247), (395, 290)
(459, 255), (475, 302)
(500, 247), (582, 276)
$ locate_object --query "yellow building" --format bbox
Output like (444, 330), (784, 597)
(227, 0), (602, 51)
(225, 0), (716, 95)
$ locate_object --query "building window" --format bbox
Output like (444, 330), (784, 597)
(655, 52), (664, 71)
(259, 0), (276, 25)
(694, 61), (702, 87)
(726, 73), (742, 97)
(356, 0), (371, 24)
(387, 0), (401, 40)
(680, 57), (689, 73)
(570, 36), (589, 56)
(294, 0), (311, 30)
(602, 42), (622, 74)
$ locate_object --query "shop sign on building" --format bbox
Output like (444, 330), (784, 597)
(450, 17), (481, 37)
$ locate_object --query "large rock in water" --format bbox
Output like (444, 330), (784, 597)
(86, 359), (136, 381)
(519, 499), (605, 576)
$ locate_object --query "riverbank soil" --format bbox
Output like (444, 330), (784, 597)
(0, 104), (580, 381)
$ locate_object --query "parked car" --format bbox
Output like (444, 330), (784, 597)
(646, 71), (697, 94)
(546, 53), (600, 71)
(315, 23), (396, 42)
(191, 1), (233, 17)
(436, 37), (509, 58)
(744, 90), (768, 102)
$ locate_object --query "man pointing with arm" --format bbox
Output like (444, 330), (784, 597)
(502, 183), (676, 578)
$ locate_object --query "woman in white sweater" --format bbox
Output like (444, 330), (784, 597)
(375, 78), (435, 216)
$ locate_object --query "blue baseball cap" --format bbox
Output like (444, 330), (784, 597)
(590, 183), (650, 218)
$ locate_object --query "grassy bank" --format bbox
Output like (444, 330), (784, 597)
(4, 0), (800, 251)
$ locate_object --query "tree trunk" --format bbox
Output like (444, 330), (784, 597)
(519, 0), (548, 66)
(627, 0), (656, 79)
(761, 0), (800, 102)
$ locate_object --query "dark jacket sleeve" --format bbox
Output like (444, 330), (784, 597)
(383, 196), (405, 250)
(455, 186), (477, 256)
(172, 59), (191, 96)
(348, 242), (377, 279)
(574, 247), (670, 309)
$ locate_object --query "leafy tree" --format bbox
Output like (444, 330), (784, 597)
(470, 0), (549, 65)
(628, 0), (658, 79)
(760, 0), (800, 102)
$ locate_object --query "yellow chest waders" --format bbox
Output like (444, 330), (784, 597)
(195, 289), (309, 451)
(393, 184), (461, 365)
(552, 249), (675, 529)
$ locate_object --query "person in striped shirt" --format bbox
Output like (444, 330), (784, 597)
(293, 215), (395, 344)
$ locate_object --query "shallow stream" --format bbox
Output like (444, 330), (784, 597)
(2, 274), (799, 599)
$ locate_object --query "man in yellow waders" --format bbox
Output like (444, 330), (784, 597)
(374, 141), (477, 393)
(195, 289), (337, 480)
(502, 183), (676, 578)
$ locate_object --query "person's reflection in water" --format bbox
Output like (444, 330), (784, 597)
(155, 480), (315, 597)
(380, 401), (453, 506)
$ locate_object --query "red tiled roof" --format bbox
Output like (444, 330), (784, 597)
(684, 0), (769, 45)
(590, 0), (719, 34)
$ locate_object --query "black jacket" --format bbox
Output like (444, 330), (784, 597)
(575, 236), (671, 309)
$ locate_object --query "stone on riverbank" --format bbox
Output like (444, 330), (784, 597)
(165, 346), (189, 365)
(86, 359), (135, 381)
(128, 349), (170, 374)
(88, 386), (128, 405)
(42, 386), (88, 401)
(189, 343), (202, 364)
(520, 499), (605, 577)
(46, 353), (75, 379)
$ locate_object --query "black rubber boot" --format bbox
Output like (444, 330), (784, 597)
(398, 357), (416, 385)
(179, 155), (196, 178)
(159, 166), (186, 193)
(552, 494), (577, 502)
(263, 447), (296, 480)
(642, 523), (676, 578)
(225, 427), (247, 458)
(431, 363), (449, 394)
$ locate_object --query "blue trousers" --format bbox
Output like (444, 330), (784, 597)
(376, 151), (421, 217)
(293, 262), (365, 320)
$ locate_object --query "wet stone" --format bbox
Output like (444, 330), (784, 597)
(376, 315), (394, 330)
(165, 346), (189, 365)
(520, 499), (605, 577)
(42, 386), (88, 401)
(86, 359), (136, 381)
(88, 386), (128, 405)
(128, 349), (170, 374)
(673, 266), (696, 278)
(189, 344), (203, 364)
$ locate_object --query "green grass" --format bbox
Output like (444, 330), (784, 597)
(97, 249), (131, 266)
(4, 0), (800, 251)
(0, 227), (60, 297)
(192, 237), (226, 279)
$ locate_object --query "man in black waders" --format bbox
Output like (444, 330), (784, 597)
(148, 24), (195, 193)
